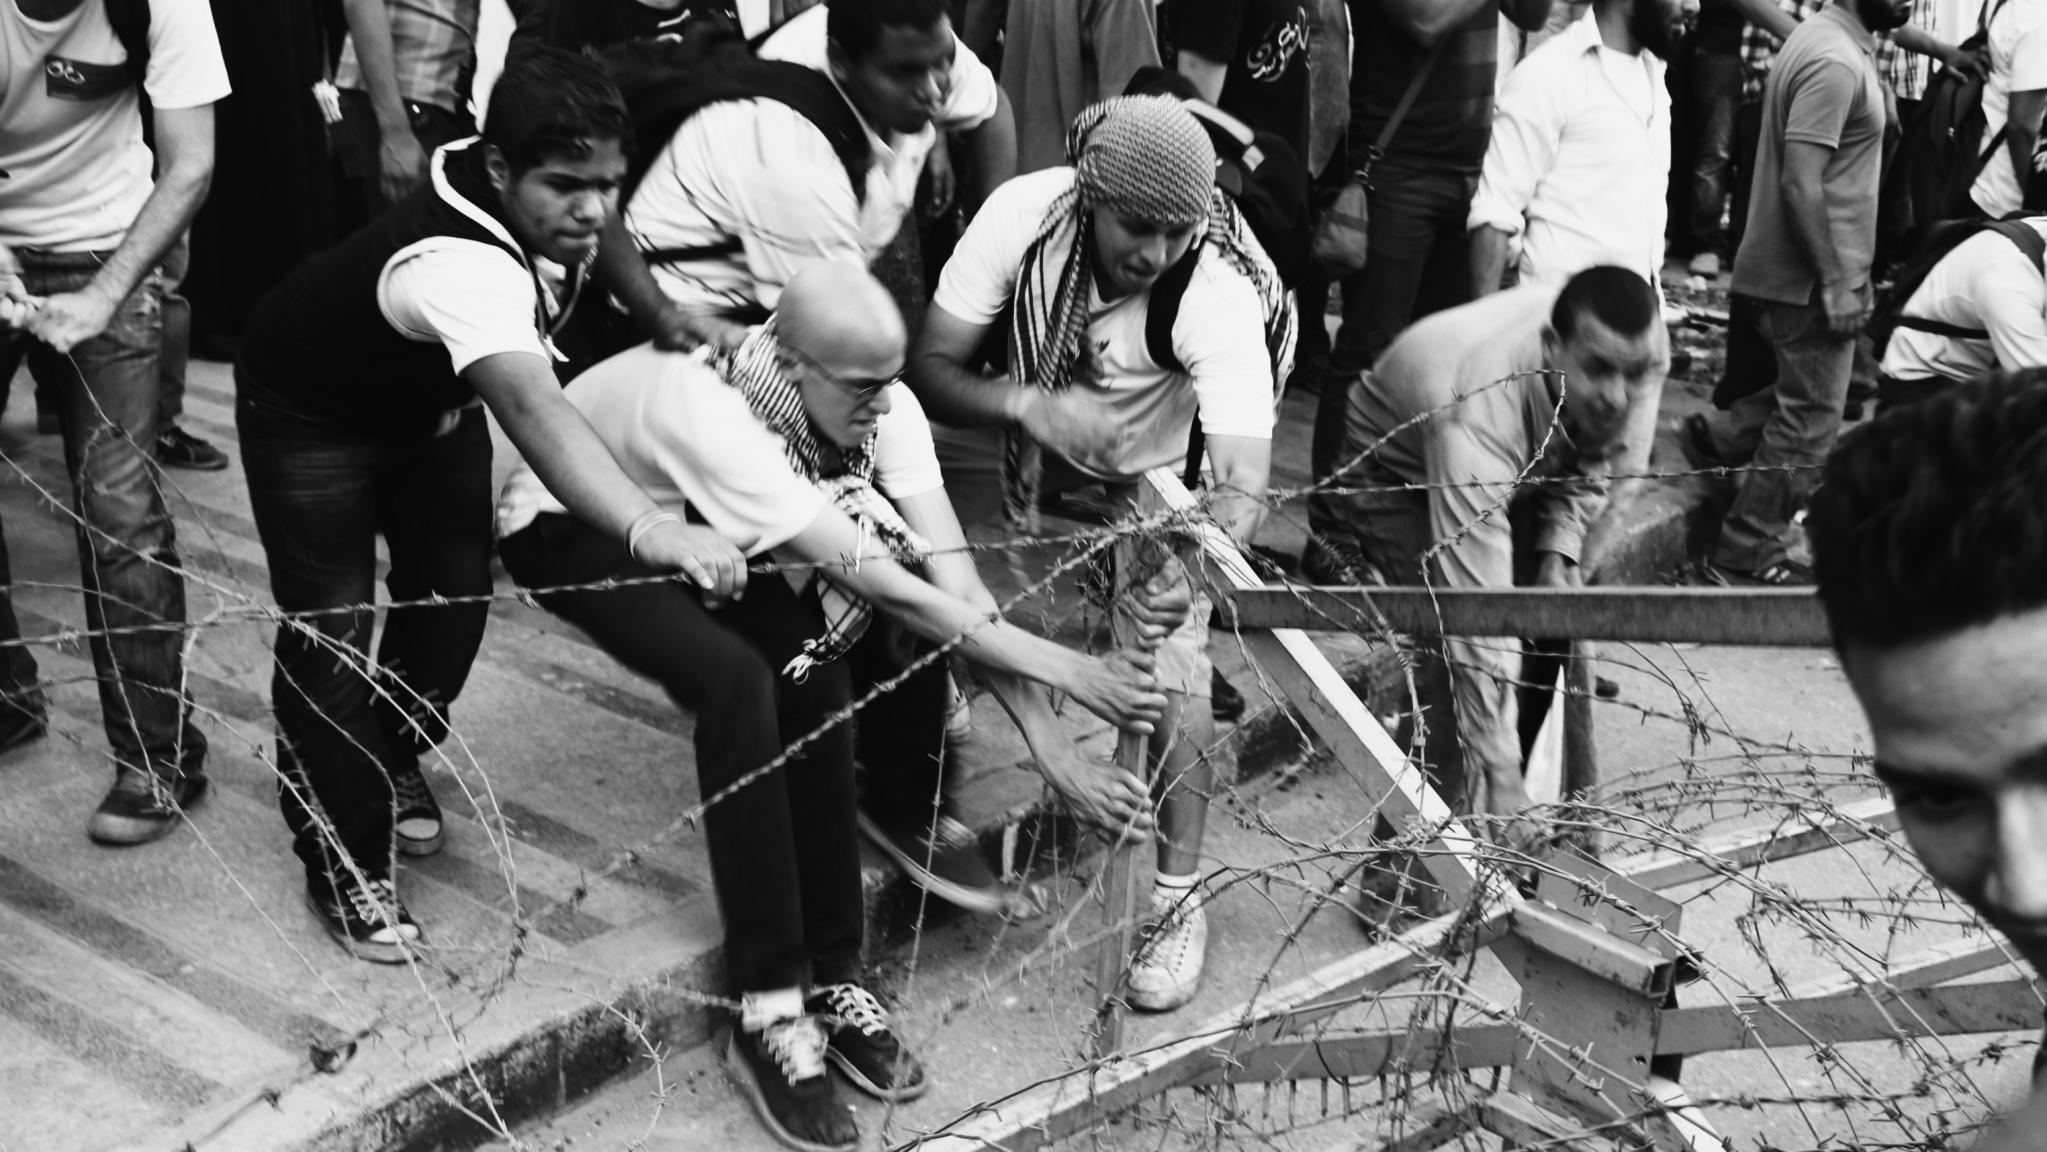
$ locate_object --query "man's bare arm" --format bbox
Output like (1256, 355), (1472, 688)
(961, 89), (1018, 213)
(2005, 89), (2047, 203)
(909, 302), (1024, 427)
(24, 104), (213, 353)
(1780, 139), (1866, 333)
(340, 0), (428, 204)
(1470, 224), (1514, 299)
(1731, 0), (1797, 41)
(1175, 50), (1230, 102)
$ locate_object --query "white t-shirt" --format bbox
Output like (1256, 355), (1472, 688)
(0, 0), (230, 251)
(1881, 217), (2047, 381)
(1970, 0), (2047, 217)
(623, 5), (999, 314)
(932, 167), (1276, 481)
(495, 342), (946, 556)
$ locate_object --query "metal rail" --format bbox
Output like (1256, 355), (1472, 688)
(1218, 586), (1831, 647)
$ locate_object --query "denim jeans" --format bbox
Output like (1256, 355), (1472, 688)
(158, 233), (190, 426)
(500, 512), (868, 993)
(1702, 297), (1855, 570)
(0, 248), (206, 776)
(236, 377), (492, 882)
(1310, 159), (1479, 540)
(1688, 49), (1742, 258)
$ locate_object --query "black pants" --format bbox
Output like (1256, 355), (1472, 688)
(236, 378), (493, 883)
(500, 512), (936, 993)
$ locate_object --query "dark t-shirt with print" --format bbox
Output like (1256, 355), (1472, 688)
(514, 0), (740, 57)
(1345, 0), (1498, 173)
(1171, 0), (1313, 162)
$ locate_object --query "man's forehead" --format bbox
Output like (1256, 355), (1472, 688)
(872, 18), (954, 62)
(1566, 313), (1663, 361)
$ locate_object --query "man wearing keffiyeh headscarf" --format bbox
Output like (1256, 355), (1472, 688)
(909, 94), (1296, 1013)
(496, 262), (1181, 1152)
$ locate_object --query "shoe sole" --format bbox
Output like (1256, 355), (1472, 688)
(87, 777), (208, 847)
(1127, 981), (1200, 1013)
(396, 826), (445, 857)
(825, 1046), (929, 1103)
(160, 456), (230, 472)
(856, 812), (1005, 915)
(722, 1030), (859, 1152)
(302, 890), (423, 965)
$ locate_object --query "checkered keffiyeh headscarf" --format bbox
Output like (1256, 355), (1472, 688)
(717, 322), (931, 680)
(1002, 96), (1296, 528)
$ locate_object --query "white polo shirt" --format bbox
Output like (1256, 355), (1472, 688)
(495, 343), (945, 554)
(622, 6), (1000, 315)
(1467, 10), (1670, 290)
(0, 0), (230, 251)
(931, 167), (1276, 482)
(1880, 217), (2047, 383)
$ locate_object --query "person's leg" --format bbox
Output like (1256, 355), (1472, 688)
(498, 515), (861, 1147)
(1727, 99), (1763, 260)
(1311, 162), (1473, 544)
(153, 233), (227, 471)
(19, 251), (209, 844)
(1710, 300), (1854, 574)
(236, 379), (422, 958)
(1688, 49), (1741, 266)
(0, 334), (43, 745)
(366, 407), (494, 855)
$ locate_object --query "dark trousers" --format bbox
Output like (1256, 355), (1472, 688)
(1688, 49), (1743, 258)
(500, 512), (870, 994)
(848, 620), (954, 827)
(1310, 160), (1478, 539)
(235, 380), (493, 882)
(0, 249), (206, 775)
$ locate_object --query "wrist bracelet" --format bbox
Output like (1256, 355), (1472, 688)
(626, 510), (682, 563)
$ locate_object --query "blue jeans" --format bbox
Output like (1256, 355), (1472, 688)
(1703, 297), (1854, 570)
(0, 248), (206, 776)
(235, 380), (493, 881)
(1310, 159), (1479, 540)
(1688, 49), (1742, 258)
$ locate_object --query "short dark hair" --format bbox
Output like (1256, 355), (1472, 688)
(483, 47), (632, 175)
(1809, 368), (2047, 652)
(827, 0), (951, 61)
(1550, 265), (1658, 344)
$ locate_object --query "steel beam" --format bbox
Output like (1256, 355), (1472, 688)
(1619, 798), (1900, 890)
(1218, 586), (1830, 647)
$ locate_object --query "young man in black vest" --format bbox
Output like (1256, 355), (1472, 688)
(235, 49), (746, 962)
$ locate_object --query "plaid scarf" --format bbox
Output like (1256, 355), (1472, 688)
(719, 321), (931, 680)
(1002, 103), (1298, 530)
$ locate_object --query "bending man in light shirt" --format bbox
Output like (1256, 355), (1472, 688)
(1877, 216), (2047, 406)
(598, 0), (1017, 350)
(1468, 0), (1695, 295)
(1318, 267), (1666, 866)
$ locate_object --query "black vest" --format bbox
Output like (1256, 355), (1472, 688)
(238, 141), (583, 433)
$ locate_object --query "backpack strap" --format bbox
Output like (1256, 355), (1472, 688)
(1895, 219), (2047, 342)
(106, 0), (149, 85)
(1144, 241), (1202, 377)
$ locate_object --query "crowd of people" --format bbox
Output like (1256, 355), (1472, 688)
(2, 0), (2046, 1148)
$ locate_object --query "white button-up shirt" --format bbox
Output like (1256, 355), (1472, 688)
(1467, 11), (1670, 291)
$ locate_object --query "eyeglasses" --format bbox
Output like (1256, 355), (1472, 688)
(778, 347), (900, 401)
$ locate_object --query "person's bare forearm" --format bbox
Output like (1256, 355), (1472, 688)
(1731, 0), (1796, 41)
(1782, 173), (1845, 286)
(2006, 91), (2046, 196)
(908, 347), (1021, 428)
(1470, 224), (1513, 298)
(341, 0), (411, 133)
(963, 90), (1017, 210)
(90, 126), (211, 307)
(1175, 51), (1229, 103)
(595, 213), (672, 329)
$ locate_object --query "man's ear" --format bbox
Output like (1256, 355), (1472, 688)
(825, 37), (853, 85)
(484, 145), (512, 196)
(1540, 325), (1561, 365)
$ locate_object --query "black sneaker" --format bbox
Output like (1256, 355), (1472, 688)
(388, 759), (444, 857)
(725, 1017), (858, 1152)
(0, 696), (47, 753)
(1210, 669), (1246, 723)
(807, 982), (928, 1102)
(88, 766), (207, 845)
(305, 872), (424, 965)
(858, 809), (1002, 914)
(156, 425), (229, 471)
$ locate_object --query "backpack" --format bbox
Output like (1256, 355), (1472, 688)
(1868, 215), (2047, 359)
(1884, 0), (2010, 249)
(597, 13), (870, 266)
(1179, 100), (1312, 289)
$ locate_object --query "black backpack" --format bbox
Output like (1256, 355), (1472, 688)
(1869, 215), (2047, 359)
(1884, 0), (2010, 249)
(1180, 101), (1311, 289)
(107, 0), (149, 84)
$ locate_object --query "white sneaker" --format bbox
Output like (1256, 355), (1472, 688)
(943, 674), (973, 747)
(1127, 894), (1208, 1012)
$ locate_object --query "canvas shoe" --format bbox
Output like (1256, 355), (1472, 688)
(88, 765), (207, 845)
(859, 809), (1002, 914)
(1128, 892), (1209, 1012)
(305, 872), (424, 965)
(388, 758), (444, 857)
(807, 981), (928, 1102)
(725, 1015), (858, 1152)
